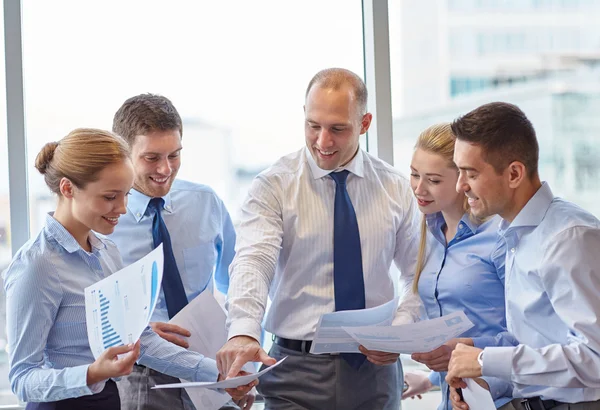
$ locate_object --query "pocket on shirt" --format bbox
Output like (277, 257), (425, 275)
(182, 243), (216, 294)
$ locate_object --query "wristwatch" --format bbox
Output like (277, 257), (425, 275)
(477, 350), (484, 368)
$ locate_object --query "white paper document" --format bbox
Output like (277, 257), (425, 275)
(85, 245), (164, 359)
(310, 297), (399, 354)
(342, 311), (474, 354)
(168, 290), (231, 410)
(153, 357), (288, 390)
(463, 378), (496, 410)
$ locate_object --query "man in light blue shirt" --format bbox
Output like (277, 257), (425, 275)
(446, 102), (600, 409)
(109, 94), (241, 410)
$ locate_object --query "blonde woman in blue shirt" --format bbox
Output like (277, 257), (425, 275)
(402, 123), (511, 409)
(4, 129), (253, 410)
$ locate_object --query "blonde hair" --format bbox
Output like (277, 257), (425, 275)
(35, 128), (131, 195)
(412, 123), (469, 293)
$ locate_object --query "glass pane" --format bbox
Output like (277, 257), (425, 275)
(391, 0), (600, 215)
(22, 2), (363, 407)
(23, 0), (364, 235)
(0, 3), (18, 405)
(389, 1), (600, 408)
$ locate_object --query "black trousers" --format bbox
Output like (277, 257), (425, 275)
(25, 380), (120, 410)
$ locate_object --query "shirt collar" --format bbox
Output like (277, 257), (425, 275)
(45, 213), (107, 253)
(499, 181), (553, 233)
(426, 211), (479, 236)
(305, 146), (365, 180)
(127, 188), (174, 223)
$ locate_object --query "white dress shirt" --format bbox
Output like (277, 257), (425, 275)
(226, 147), (422, 342)
(481, 183), (600, 403)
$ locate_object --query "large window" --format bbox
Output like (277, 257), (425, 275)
(22, 0), (364, 233)
(389, 1), (600, 407)
(390, 0), (600, 217)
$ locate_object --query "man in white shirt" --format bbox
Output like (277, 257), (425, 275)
(216, 68), (422, 409)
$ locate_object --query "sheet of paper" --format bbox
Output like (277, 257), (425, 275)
(463, 378), (496, 410)
(85, 245), (164, 359)
(310, 297), (399, 354)
(342, 311), (474, 354)
(168, 290), (231, 410)
(152, 357), (288, 390)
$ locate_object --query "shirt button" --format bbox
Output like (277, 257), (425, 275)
(511, 248), (516, 253)
(458, 223), (464, 229)
(136, 212), (141, 217)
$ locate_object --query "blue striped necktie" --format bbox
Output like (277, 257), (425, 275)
(148, 198), (188, 319)
(330, 170), (367, 370)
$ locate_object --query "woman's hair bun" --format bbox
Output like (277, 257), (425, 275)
(34, 141), (59, 175)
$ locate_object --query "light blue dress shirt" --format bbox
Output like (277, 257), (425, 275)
(418, 212), (511, 409)
(109, 179), (236, 323)
(481, 182), (600, 403)
(3, 214), (219, 403)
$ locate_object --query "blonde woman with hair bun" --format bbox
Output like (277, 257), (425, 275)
(401, 123), (511, 410)
(4, 129), (254, 410)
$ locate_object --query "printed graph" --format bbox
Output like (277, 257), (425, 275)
(100, 289), (123, 348)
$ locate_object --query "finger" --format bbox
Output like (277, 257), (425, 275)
(105, 342), (135, 357)
(132, 340), (141, 357)
(412, 351), (435, 361)
(216, 351), (225, 376)
(364, 350), (398, 360)
(247, 394), (255, 408)
(258, 349), (277, 366)
(158, 332), (190, 348)
(156, 323), (191, 337)
(225, 388), (245, 401)
(367, 357), (398, 366)
(226, 355), (250, 379)
(359, 347), (396, 358)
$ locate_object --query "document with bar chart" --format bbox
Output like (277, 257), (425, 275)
(84, 244), (164, 359)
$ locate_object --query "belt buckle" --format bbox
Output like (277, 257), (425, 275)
(520, 398), (545, 410)
(520, 400), (533, 410)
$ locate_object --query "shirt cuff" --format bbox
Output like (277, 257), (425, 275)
(480, 375), (513, 401)
(74, 364), (99, 397)
(88, 379), (107, 394)
(428, 371), (441, 386)
(194, 357), (220, 382)
(227, 318), (263, 343)
(481, 346), (515, 381)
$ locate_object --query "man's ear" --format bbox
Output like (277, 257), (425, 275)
(360, 113), (373, 134)
(59, 177), (75, 199)
(507, 161), (527, 189)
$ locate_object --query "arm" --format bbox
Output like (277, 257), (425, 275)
(137, 326), (219, 382)
(392, 189), (423, 326)
(214, 198), (237, 295)
(225, 175), (283, 342)
(5, 257), (99, 402)
(471, 236), (519, 349)
(482, 226), (600, 388)
(218, 175), (282, 377)
(479, 376), (513, 401)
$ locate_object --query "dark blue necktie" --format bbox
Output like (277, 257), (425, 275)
(330, 170), (366, 370)
(148, 198), (188, 319)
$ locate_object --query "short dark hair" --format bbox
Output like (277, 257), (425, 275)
(112, 93), (183, 145)
(305, 68), (368, 115)
(451, 102), (539, 178)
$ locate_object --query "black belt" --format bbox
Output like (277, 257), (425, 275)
(273, 336), (312, 353)
(520, 397), (563, 410)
